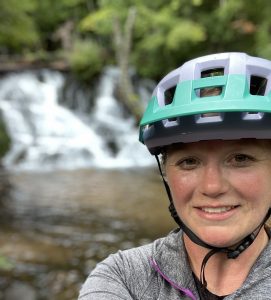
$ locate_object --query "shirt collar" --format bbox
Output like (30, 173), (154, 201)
(152, 228), (197, 295)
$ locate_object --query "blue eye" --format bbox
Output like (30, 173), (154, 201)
(228, 153), (255, 167)
(235, 154), (249, 162)
(176, 157), (200, 169)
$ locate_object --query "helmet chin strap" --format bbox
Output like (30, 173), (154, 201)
(155, 155), (271, 288)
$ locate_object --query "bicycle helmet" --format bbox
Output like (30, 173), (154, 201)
(139, 52), (271, 288)
(140, 52), (271, 154)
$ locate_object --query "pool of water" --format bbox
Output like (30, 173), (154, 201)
(0, 168), (175, 299)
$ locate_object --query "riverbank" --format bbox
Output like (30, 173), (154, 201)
(0, 58), (69, 75)
(0, 167), (175, 299)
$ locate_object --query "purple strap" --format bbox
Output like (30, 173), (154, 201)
(150, 258), (197, 300)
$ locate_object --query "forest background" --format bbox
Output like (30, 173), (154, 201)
(0, 0), (271, 295)
(1, 0), (271, 156)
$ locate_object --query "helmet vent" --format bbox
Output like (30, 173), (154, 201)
(250, 75), (267, 95)
(242, 112), (264, 120)
(195, 113), (224, 124)
(196, 68), (225, 98)
(164, 85), (177, 105)
(201, 68), (224, 78)
(198, 86), (223, 97)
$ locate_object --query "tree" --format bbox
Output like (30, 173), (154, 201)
(0, 0), (39, 53)
(80, 0), (207, 78)
(2, 0), (271, 121)
(112, 7), (142, 121)
(79, 0), (206, 119)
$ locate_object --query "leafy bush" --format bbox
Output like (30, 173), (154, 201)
(67, 39), (105, 81)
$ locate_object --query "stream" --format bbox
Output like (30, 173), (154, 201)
(0, 67), (169, 299)
(0, 167), (175, 300)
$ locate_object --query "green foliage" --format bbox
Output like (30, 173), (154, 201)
(0, 255), (13, 270)
(167, 21), (205, 51)
(32, 0), (91, 52)
(255, 21), (271, 59)
(0, 0), (39, 52)
(33, 0), (84, 34)
(80, 7), (115, 35)
(67, 39), (104, 81)
(2, 0), (271, 81)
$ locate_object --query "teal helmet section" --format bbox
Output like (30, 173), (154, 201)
(139, 52), (271, 154)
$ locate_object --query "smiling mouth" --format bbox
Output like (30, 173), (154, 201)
(199, 206), (238, 214)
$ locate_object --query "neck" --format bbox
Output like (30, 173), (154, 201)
(184, 227), (269, 296)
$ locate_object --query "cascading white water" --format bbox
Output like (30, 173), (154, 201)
(0, 67), (155, 170)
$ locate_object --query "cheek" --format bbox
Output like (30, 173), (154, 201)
(232, 170), (271, 206)
(166, 170), (196, 202)
(234, 173), (259, 193)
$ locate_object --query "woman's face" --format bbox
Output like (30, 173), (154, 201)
(165, 139), (271, 247)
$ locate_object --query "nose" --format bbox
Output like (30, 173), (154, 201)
(199, 164), (229, 198)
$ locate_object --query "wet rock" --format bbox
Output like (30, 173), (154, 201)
(0, 167), (11, 199)
(5, 281), (37, 300)
(40, 270), (81, 299)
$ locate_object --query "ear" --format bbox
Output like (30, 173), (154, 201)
(155, 154), (168, 182)
(159, 155), (168, 182)
(161, 162), (167, 181)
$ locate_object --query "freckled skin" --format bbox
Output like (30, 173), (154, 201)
(165, 140), (271, 248)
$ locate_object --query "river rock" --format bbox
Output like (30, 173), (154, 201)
(5, 281), (37, 300)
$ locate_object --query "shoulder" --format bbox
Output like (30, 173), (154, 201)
(93, 234), (168, 285)
(230, 239), (271, 299)
(107, 228), (183, 277)
(78, 229), (183, 299)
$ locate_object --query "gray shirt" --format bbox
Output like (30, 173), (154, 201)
(78, 229), (271, 299)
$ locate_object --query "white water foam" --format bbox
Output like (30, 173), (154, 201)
(0, 67), (154, 170)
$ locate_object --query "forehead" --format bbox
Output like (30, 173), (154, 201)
(166, 139), (271, 153)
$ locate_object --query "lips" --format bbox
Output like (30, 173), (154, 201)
(198, 205), (238, 214)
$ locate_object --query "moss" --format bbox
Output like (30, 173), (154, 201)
(0, 115), (11, 159)
(0, 255), (13, 270)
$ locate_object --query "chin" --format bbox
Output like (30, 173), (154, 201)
(197, 229), (242, 248)
(205, 239), (235, 248)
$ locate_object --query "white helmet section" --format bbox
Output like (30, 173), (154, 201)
(155, 52), (271, 107)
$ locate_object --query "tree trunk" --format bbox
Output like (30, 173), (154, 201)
(113, 7), (142, 123)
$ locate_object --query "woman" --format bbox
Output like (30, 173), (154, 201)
(78, 52), (271, 299)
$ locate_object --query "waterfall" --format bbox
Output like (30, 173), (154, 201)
(0, 67), (155, 171)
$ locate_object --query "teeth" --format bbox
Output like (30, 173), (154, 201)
(201, 206), (234, 214)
